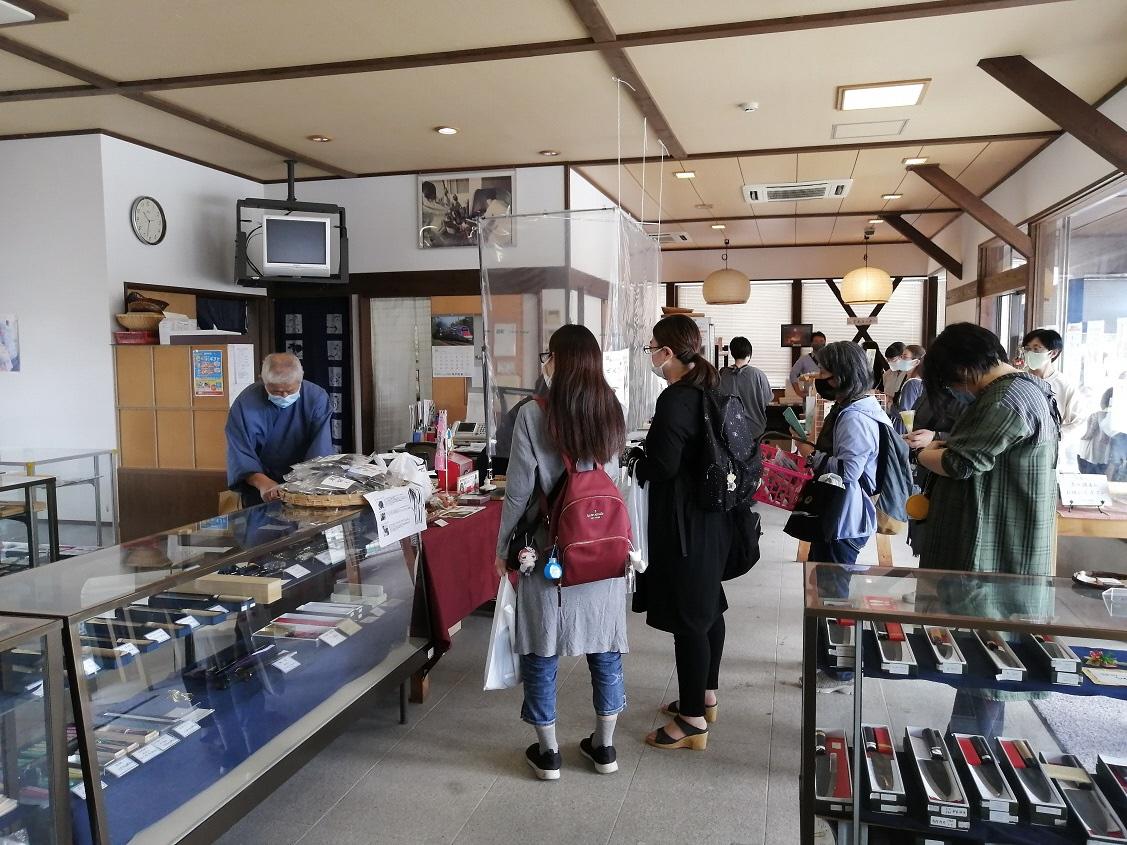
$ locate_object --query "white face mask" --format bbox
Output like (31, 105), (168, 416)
(1023, 350), (1052, 371)
(893, 359), (917, 372)
(650, 350), (669, 381)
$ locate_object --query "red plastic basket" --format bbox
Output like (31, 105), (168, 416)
(753, 444), (813, 511)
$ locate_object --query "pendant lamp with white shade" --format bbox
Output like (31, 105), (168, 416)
(702, 239), (750, 305)
(841, 228), (893, 305)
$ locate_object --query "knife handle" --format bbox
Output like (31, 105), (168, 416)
(815, 730), (827, 755)
(862, 725), (877, 753)
(873, 621), (888, 639)
(885, 622), (906, 641)
(874, 727), (894, 756)
(924, 728), (946, 760)
(970, 735), (995, 765)
(1014, 739), (1038, 768)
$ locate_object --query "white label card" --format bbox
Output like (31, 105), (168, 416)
(176, 616), (200, 629)
(118, 642), (140, 656)
(319, 475), (354, 491)
(931, 815), (957, 829)
(83, 657), (100, 676)
(145, 629), (171, 644)
(889, 663), (909, 675)
(999, 668), (1023, 682)
(106, 757), (139, 778)
(348, 463), (385, 478)
(336, 618), (362, 636)
(172, 721), (201, 739)
(318, 629), (347, 647)
(940, 664), (962, 674)
(71, 781), (105, 800)
(989, 810), (1014, 823)
(131, 744), (164, 764)
(434, 519), (449, 527)
(989, 799), (1010, 813)
(284, 564), (311, 579)
(208, 605), (228, 613)
(272, 655), (301, 674)
(151, 734), (179, 752)
(941, 804), (968, 818)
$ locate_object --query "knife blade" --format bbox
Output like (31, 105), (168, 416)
(922, 759), (959, 803)
(1014, 740), (1056, 804)
(1065, 787), (1123, 837)
(1035, 634), (1069, 661)
(970, 736), (1008, 799)
(928, 628), (957, 661)
(864, 726), (897, 791)
(985, 637), (1021, 669)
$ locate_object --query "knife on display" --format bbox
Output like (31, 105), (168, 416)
(874, 622), (904, 662)
(969, 736), (1008, 799)
(985, 636), (1021, 669)
(1014, 740), (1056, 804)
(918, 729), (958, 802)
(814, 730), (832, 797)
(1058, 754), (1125, 838)
(863, 726), (897, 791)
(1034, 634), (1070, 661)
(928, 628), (957, 661)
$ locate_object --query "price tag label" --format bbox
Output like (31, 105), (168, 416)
(28, 681), (44, 698)
(434, 519), (449, 527)
(989, 810), (1012, 823)
(940, 664), (962, 674)
(889, 663), (909, 675)
(318, 629), (347, 648)
(151, 734), (180, 752)
(336, 619), (362, 636)
(176, 616), (201, 629)
(106, 757), (139, 778)
(172, 721), (201, 739)
(348, 463), (385, 478)
(208, 605), (228, 613)
(118, 642), (140, 656)
(999, 668), (1023, 683)
(145, 629), (172, 644)
(989, 799), (1009, 813)
(131, 744), (164, 764)
(931, 815), (957, 829)
(272, 655), (301, 674)
(71, 781), (105, 800)
(941, 804), (968, 818)
(318, 475), (354, 491)
(284, 564), (311, 579)
(83, 657), (100, 676)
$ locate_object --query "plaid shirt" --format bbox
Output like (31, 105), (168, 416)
(919, 373), (1059, 576)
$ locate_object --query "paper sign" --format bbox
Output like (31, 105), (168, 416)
(364, 486), (428, 548)
(847, 316), (878, 326)
(176, 616), (200, 629)
(106, 757), (139, 778)
(284, 564), (311, 579)
(131, 744), (164, 764)
(71, 781), (105, 801)
(1058, 472), (1112, 508)
(83, 657), (100, 676)
(318, 629), (347, 647)
(272, 655), (301, 674)
(191, 349), (225, 397)
(145, 629), (171, 644)
(172, 721), (201, 739)
(602, 348), (630, 412)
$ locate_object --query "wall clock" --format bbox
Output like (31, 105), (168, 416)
(130, 196), (166, 245)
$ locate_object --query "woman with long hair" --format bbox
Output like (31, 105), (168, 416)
(493, 324), (628, 781)
(632, 315), (733, 750)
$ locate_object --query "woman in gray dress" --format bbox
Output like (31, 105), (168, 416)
(493, 324), (628, 781)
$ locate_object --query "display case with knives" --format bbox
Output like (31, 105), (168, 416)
(1024, 633), (1082, 685)
(948, 733), (1019, 824)
(975, 630), (1027, 682)
(813, 729), (853, 814)
(823, 618), (856, 670)
(1095, 756), (1127, 822)
(1041, 752), (1127, 842)
(922, 626), (966, 674)
(872, 622), (916, 675)
(904, 727), (970, 831)
(860, 724), (906, 813)
(995, 737), (1068, 827)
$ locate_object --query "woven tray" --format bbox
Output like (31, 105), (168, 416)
(280, 489), (367, 508)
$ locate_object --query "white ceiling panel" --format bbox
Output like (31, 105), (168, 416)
(602, 0), (931, 34)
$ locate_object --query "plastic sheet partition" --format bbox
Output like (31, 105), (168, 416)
(478, 209), (662, 460)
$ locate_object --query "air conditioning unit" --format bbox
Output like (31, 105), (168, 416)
(648, 231), (692, 244)
(742, 179), (853, 203)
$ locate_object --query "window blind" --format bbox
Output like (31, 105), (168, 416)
(800, 278), (925, 351)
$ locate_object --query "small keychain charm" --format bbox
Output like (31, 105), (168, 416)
(726, 471), (737, 492)
(543, 545), (562, 581)
(517, 545), (538, 575)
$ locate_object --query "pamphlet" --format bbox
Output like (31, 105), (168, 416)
(364, 486), (427, 547)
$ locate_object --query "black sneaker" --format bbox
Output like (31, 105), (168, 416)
(525, 743), (561, 780)
(580, 735), (618, 774)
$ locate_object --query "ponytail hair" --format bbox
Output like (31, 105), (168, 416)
(652, 315), (720, 390)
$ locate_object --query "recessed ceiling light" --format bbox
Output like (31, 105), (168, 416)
(836, 79), (930, 111)
(868, 219), (884, 225)
(306, 134), (332, 143)
(882, 193), (903, 201)
(675, 171), (696, 180)
(902, 157), (928, 167)
(694, 203), (713, 210)
(711, 224), (726, 230)
(435, 126), (458, 135)
(538, 149), (560, 157)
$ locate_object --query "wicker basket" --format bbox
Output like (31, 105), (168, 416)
(280, 489), (368, 508)
(115, 312), (164, 331)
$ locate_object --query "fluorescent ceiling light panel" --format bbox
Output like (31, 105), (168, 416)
(882, 194), (903, 201)
(902, 157), (928, 166)
(675, 171), (696, 179)
(0, 2), (35, 24)
(837, 80), (929, 111)
(831, 119), (908, 139)
(711, 224), (726, 230)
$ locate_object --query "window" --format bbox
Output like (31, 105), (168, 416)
(676, 282), (793, 386)
(801, 277), (925, 351)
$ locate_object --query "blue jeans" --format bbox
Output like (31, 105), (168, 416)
(520, 652), (626, 726)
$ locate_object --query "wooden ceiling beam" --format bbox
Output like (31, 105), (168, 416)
(0, 0), (1069, 103)
(661, 209), (960, 223)
(0, 33), (354, 177)
(880, 213), (963, 278)
(907, 163), (1033, 257)
(663, 240), (911, 251)
(978, 55), (1127, 174)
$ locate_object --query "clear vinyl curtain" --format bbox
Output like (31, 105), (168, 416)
(477, 209), (662, 462)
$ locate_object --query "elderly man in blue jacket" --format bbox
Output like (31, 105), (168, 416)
(225, 352), (332, 506)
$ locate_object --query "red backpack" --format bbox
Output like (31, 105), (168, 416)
(547, 455), (633, 588)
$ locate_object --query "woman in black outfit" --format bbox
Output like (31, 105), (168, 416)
(633, 315), (732, 751)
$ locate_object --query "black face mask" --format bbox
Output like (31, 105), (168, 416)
(814, 378), (837, 400)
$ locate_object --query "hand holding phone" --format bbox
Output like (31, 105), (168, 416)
(783, 407), (808, 439)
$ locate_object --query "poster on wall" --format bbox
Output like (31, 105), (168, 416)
(418, 171), (514, 248)
(432, 315), (475, 377)
(191, 349), (224, 397)
(0, 315), (19, 372)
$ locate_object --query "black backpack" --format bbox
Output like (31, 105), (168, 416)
(698, 387), (762, 512)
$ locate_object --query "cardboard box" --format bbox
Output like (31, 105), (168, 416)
(437, 452), (475, 492)
(994, 737), (1068, 827)
(903, 727), (970, 831)
(948, 733), (1019, 824)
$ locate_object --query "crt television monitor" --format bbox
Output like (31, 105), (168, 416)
(262, 215), (331, 277)
(780, 323), (813, 348)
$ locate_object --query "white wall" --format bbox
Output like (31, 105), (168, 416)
(661, 242), (930, 282)
(265, 166), (566, 274)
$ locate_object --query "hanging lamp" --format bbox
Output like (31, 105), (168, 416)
(702, 238), (750, 304)
(841, 227), (893, 305)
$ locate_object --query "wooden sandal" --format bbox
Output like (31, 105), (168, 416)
(660, 699), (718, 724)
(646, 715), (709, 751)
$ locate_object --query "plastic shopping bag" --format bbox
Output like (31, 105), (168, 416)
(619, 466), (649, 571)
(483, 576), (521, 691)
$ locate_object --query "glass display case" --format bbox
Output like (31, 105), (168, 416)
(0, 502), (431, 845)
(800, 563), (1127, 845)
(0, 616), (68, 844)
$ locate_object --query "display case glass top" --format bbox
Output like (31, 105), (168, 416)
(0, 449), (115, 466)
(0, 503), (365, 620)
(804, 563), (1127, 640)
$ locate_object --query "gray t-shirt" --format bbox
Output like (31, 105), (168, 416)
(719, 363), (772, 440)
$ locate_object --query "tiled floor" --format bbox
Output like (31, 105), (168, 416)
(216, 507), (1059, 845)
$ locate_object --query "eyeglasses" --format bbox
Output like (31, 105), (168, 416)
(538, 351), (552, 364)
(642, 345), (663, 354)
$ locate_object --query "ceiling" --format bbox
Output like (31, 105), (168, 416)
(0, 0), (1124, 248)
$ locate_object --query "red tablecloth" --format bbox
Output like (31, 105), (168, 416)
(420, 500), (503, 653)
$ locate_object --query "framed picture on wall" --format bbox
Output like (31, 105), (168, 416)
(781, 323), (813, 348)
(418, 171), (514, 248)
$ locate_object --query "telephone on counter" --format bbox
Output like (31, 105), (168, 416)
(452, 420), (487, 445)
